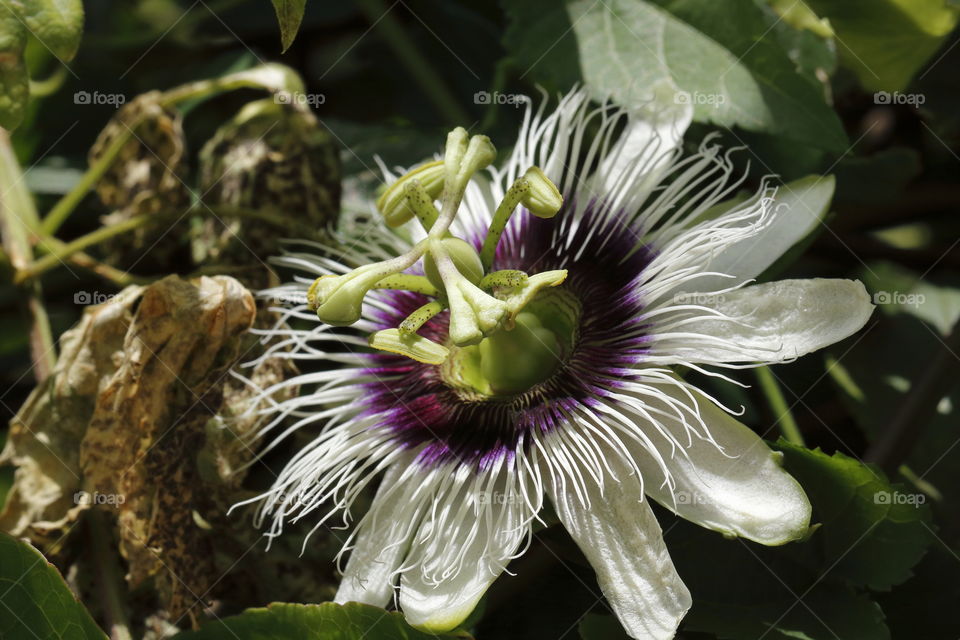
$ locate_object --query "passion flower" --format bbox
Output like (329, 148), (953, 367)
(239, 90), (873, 639)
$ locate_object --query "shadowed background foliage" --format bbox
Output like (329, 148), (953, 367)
(1, 1), (959, 639)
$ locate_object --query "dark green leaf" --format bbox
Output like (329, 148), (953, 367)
(271, 0), (307, 53)
(0, 532), (106, 639)
(652, 0), (847, 150)
(661, 508), (889, 640)
(578, 613), (630, 639)
(172, 602), (472, 639)
(878, 543), (960, 639)
(775, 441), (936, 590)
(688, 583), (888, 640)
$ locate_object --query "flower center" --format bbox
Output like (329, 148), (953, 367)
(304, 126), (568, 368)
(441, 288), (581, 397)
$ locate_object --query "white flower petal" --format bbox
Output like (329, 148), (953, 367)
(400, 470), (528, 631)
(627, 382), (812, 545)
(335, 463), (420, 606)
(658, 278), (873, 364)
(546, 447), (691, 640)
(679, 175), (835, 294)
(594, 83), (693, 209)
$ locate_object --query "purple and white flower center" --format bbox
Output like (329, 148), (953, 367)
(363, 201), (656, 468)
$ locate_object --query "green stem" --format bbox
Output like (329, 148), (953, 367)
(0, 130), (56, 380)
(42, 240), (148, 287)
(22, 206), (311, 283)
(87, 510), (133, 640)
(353, 0), (472, 125)
(41, 126), (139, 235)
(755, 366), (804, 446)
(25, 215), (152, 283)
(898, 464), (943, 501)
(29, 66), (68, 98)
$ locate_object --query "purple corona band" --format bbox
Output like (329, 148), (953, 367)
(362, 201), (656, 468)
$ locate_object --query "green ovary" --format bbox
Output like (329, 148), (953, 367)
(445, 290), (580, 397)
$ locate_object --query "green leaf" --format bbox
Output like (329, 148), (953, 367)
(688, 583), (889, 640)
(768, 0), (834, 38)
(775, 441), (936, 590)
(16, 0), (85, 61)
(879, 543), (960, 638)
(762, 2), (837, 83)
(803, 0), (960, 91)
(0, 7), (29, 129)
(271, 0), (307, 53)
(0, 532), (106, 639)
(503, 0), (847, 151)
(0, 0), (84, 129)
(172, 602), (472, 639)
(660, 507), (889, 640)
(756, 174), (837, 281)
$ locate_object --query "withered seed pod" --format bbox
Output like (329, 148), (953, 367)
(194, 98), (341, 281)
(88, 91), (191, 266)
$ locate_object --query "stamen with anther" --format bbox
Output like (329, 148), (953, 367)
(376, 160), (444, 228)
(479, 167), (562, 271)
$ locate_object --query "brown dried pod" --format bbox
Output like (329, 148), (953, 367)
(193, 98), (340, 283)
(0, 275), (307, 626)
(88, 91), (191, 266)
